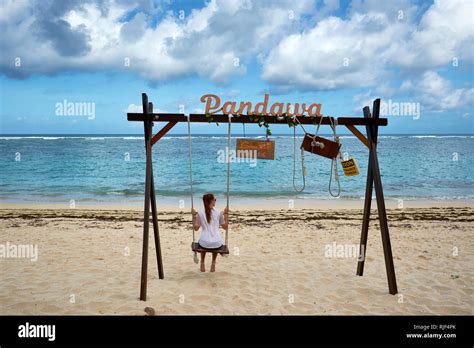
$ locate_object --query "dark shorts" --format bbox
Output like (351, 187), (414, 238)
(198, 243), (223, 251)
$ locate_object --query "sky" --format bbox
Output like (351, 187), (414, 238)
(0, 0), (473, 135)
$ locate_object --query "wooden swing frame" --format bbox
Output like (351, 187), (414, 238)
(128, 93), (398, 301)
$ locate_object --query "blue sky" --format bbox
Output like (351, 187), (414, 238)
(0, 0), (472, 134)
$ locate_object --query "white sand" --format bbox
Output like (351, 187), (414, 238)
(0, 203), (472, 315)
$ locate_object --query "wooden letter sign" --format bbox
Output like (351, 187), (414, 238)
(300, 133), (341, 159)
(236, 139), (275, 160)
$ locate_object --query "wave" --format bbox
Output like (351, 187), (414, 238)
(1, 135), (472, 140)
(407, 135), (473, 139)
(0, 136), (68, 140)
(434, 136), (471, 138)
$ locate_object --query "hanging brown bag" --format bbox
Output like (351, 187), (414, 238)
(300, 133), (341, 159)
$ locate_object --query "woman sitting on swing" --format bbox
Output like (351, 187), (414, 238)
(191, 193), (228, 272)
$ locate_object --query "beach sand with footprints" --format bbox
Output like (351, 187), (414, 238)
(0, 202), (472, 315)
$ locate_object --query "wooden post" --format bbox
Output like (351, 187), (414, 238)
(356, 106), (374, 276)
(356, 99), (398, 295)
(140, 93), (152, 301)
(369, 99), (398, 294)
(147, 101), (164, 280)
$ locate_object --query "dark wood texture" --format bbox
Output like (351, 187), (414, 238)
(356, 99), (398, 295)
(345, 125), (370, 149)
(300, 133), (342, 159)
(369, 99), (398, 295)
(151, 121), (178, 145)
(140, 94), (151, 301)
(357, 106), (375, 277)
(235, 138), (275, 160)
(147, 102), (164, 281)
(128, 113), (388, 126)
(191, 242), (229, 255)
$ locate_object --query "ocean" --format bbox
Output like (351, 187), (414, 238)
(0, 134), (473, 205)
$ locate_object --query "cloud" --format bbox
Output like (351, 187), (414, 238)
(261, 0), (473, 90)
(407, 71), (474, 112)
(353, 71), (474, 113)
(0, 0), (314, 83)
(36, 19), (92, 57)
(125, 103), (143, 113)
(262, 11), (409, 90)
(394, 0), (474, 69)
(125, 103), (165, 113)
(0, 0), (472, 116)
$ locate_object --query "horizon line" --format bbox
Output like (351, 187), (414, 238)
(1, 133), (473, 136)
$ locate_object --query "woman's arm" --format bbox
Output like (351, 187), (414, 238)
(192, 209), (201, 231)
(220, 207), (229, 230)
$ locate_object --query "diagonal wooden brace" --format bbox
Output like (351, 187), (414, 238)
(151, 121), (178, 146)
(345, 125), (371, 149)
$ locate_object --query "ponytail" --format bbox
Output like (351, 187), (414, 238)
(202, 193), (215, 224)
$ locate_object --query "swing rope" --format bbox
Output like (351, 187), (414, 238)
(224, 114), (231, 248)
(187, 115), (199, 263)
(292, 125), (306, 192)
(328, 117), (341, 198)
(188, 114), (231, 261)
(291, 114), (324, 192)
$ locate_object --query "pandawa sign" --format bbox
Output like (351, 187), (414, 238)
(200, 94), (322, 117)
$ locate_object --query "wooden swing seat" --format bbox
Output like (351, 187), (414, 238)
(191, 242), (229, 255)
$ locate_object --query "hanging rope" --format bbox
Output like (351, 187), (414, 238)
(292, 125), (306, 192)
(187, 115), (199, 264)
(291, 114), (324, 192)
(224, 114), (231, 250)
(328, 117), (341, 198)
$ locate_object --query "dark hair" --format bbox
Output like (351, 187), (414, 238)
(202, 193), (215, 224)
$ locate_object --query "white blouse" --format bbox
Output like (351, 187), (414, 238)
(197, 208), (224, 248)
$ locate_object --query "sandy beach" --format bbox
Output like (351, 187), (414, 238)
(0, 201), (472, 315)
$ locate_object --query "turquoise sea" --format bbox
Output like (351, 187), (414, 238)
(0, 134), (473, 204)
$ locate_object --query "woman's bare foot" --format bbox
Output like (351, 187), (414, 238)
(200, 263), (205, 272)
(210, 262), (216, 272)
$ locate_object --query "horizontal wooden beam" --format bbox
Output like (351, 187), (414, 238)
(151, 121), (177, 146)
(345, 125), (371, 149)
(127, 113), (388, 126)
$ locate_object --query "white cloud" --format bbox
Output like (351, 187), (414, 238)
(262, 12), (409, 90)
(261, 0), (473, 90)
(353, 71), (474, 113)
(0, 0), (314, 83)
(394, 0), (474, 69)
(0, 0), (472, 116)
(125, 103), (166, 113)
(125, 104), (143, 113)
(404, 71), (474, 111)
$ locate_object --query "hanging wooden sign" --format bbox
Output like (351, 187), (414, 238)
(341, 157), (360, 176)
(300, 133), (341, 159)
(236, 139), (275, 160)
